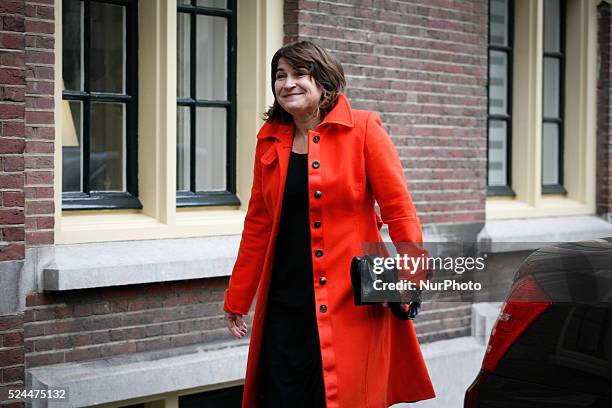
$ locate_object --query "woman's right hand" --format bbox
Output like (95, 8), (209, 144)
(225, 312), (248, 339)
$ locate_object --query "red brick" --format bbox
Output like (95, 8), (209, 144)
(25, 352), (64, 368)
(2, 16), (25, 32)
(28, 66), (53, 80)
(24, 217), (34, 230)
(24, 156), (52, 169)
(0, 178), (24, 198)
(2, 122), (24, 137)
(24, 140), (52, 154)
(0, 69), (24, 85)
(24, 50), (53, 65)
(0, 1), (25, 15)
(24, 20), (54, 35)
(25, 170), (52, 185)
(24, 186), (52, 199)
(0, 349), (23, 367)
(0, 139), (24, 154)
(0, 86), (25, 102)
(3, 156), (24, 172)
(25, 35), (53, 50)
(25, 96), (53, 110)
(1, 332), (23, 348)
(25, 5), (54, 20)
(24, 111), (52, 124)
(64, 347), (99, 363)
(3, 192), (24, 207)
(0, 209), (23, 225)
(0, 315), (22, 332)
(0, 51), (24, 68)
(0, 104), (24, 119)
(33, 126), (53, 139)
(2, 366), (24, 383)
(2, 227), (24, 242)
(25, 200), (53, 215)
(0, 33), (24, 50)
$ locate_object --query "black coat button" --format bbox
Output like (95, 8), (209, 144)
(319, 277), (327, 285)
(320, 305), (327, 313)
(314, 221), (321, 228)
(314, 191), (322, 199)
(315, 249), (323, 257)
(313, 135), (320, 143)
(312, 160), (320, 169)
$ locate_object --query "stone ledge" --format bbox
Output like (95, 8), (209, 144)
(42, 235), (241, 291)
(27, 339), (249, 408)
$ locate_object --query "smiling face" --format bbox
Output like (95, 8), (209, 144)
(274, 58), (323, 120)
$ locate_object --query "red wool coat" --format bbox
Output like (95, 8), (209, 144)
(224, 94), (435, 407)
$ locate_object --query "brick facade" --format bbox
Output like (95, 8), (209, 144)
(284, 0), (488, 225)
(0, 0), (26, 263)
(22, 279), (234, 369)
(598, 2), (612, 219)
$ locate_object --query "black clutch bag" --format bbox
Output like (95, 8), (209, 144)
(350, 255), (421, 321)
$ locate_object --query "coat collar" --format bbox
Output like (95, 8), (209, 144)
(258, 94), (354, 145)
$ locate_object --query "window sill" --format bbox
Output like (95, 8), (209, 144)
(43, 234), (241, 291)
(486, 196), (595, 220)
(28, 340), (248, 407)
(56, 210), (246, 244)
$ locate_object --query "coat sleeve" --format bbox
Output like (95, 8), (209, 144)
(364, 112), (423, 245)
(223, 140), (273, 315)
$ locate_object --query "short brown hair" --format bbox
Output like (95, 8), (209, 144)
(264, 41), (346, 123)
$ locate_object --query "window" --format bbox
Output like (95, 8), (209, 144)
(542, 0), (566, 194)
(61, 0), (140, 210)
(487, 0), (514, 196)
(176, 0), (239, 207)
(486, 0), (597, 219)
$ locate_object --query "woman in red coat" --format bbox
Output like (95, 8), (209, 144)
(224, 41), (435, 408)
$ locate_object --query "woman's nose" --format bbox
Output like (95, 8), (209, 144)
(283, 76), (297, 89)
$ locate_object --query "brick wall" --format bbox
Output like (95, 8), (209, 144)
(24, 0), (54, 246)
(0, 314), (24, 408)
(0, 0), (26, 263)
(284, 0), (488, 225)
(22, 279), (236, 369)
(598, 2), (612, 219)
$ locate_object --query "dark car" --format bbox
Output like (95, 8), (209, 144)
(465, 239), (612, 408)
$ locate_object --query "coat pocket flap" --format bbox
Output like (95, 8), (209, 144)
(260, 145), (278, 165)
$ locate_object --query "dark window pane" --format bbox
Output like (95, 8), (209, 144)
(544, 0), (561, 53)
(62, 100), (83, 192)
(90, 2), (125, 93)
(196, 15), (227, 100)
(488, 50), (509, 115)
(195, 108), (226, 191)
(90, 103), (125, 192)
(177, 12), (191, 98)
(177, 107), (191, 191)
(543, 57), (560, 118)
(489, 0), (509, 46)
(196, 0), (227, 7)
(62, 0), (83, 91)
(178, 0), (191, 4)
(542, 122), (559, 185)
(488, 120), (508, 187)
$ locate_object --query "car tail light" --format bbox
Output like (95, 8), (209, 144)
(464, 370), (489, 408)
(481, 275), (551, 372)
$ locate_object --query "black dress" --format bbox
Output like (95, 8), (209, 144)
(258, 152), (327, 407)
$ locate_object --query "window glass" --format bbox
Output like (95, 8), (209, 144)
(90, 102), (125, 192)
(196, 15), (227, 100)
(195, 107), (226, 191)
(89, 2), (125, 93)
(62, 0), (83, 91)
(177, 107), (191, 191)
(177, 12), (191, 98)
(488, 120), (508, 187)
